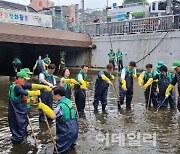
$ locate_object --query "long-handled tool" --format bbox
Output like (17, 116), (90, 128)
(155, 98), (166, 113)
(147, 84), (152, 111)
(27, 115), (37, 146)
(71, 90), (79, 118)
(86, 88), (91, 116)
(39, 98), (59, 154)
(132, 79), (135, 111)
(112, 81), (121, 111)
(174, 85), (178, 113)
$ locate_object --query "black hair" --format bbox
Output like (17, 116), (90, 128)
(127, 12), (130, 14)
(81, 64), (89, 69)
(106, 63), (113, 70)
(61, 67), (70, 76)
(129, 61), (136, 67)
(48, 64), (56, 69)
(53, 87), (65, 96)
(146, 64), (153, 68)
(159, 65), (168, 72)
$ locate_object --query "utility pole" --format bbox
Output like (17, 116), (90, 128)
(107, 0), (109, 22)
(81, 0), (85, 32)
(166, 0), (172, 14)
(46, 0), (49, 8)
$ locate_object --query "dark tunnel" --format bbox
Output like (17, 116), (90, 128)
(0, 42), (89, 76)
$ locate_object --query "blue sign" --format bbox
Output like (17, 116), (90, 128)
(113, 3), (117, 9)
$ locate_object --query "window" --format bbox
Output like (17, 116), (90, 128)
(158, 1), (167, 10)
(39, 1), (42, 7)
(152, 2), (155, 10)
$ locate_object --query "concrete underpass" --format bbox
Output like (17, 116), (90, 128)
(0, 22), (92, 76)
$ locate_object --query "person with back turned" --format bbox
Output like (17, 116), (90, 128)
(108, 49), (116, 70)
(116, 48), (123, 71)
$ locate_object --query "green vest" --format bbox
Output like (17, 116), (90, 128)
(9, 82), (22, 102)
(26, 95), (31, 108)
(116, 51), (123, 60)
(124, 67), (136, 76)
(57, 97), (76, 122)
(98, 69), (112, 79)
(108, 52), (115, 60)
(44, 57), (50, 64)
(158, 72), (173, 83)
(42, 71), (55, 85)
(76, 70), (87, 82)
(144, 70), (158, 82)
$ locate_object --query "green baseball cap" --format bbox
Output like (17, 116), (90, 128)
(172, 61), (180, 69)
(17, 71), (31, 80)
(156, 61), (165, 69)
(21, 68), (33, 75)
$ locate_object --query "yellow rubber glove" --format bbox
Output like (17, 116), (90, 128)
(101, 75), (112, 84)
(165, 84), (173, 98)
(156, 85), (159, 93)
(27, 97), (37, 104)
(132, 74), (137, 79)
(121, 79), (127, 90)
(138, 72), (144, 86)
(80, 80), (87, 90)
(86, 81), (90, 86)
(32, 84), (45, 90)
(143, 78), (153, 89)
(32, 84), (52, 92)
(70, 79), (79, 85)
(111, 75), (115, 80)
(64, 79), (71, 84)
(44, 86), (52, 92)
(33, 64), (37, 71)
(43, 64), (46, 70)
(38, 102), (55, 119)
(153, 79), (158, 82)
(28, 90), (41, 97)
(70, 83), (75, 90)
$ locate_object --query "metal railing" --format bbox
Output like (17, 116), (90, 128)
(85, 15), (179, 36)
(52, 16), (82, 33)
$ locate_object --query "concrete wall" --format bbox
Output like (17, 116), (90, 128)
(91, 30), (180, 70)
(66, 49), (86, 67)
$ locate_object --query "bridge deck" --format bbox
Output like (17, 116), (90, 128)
(0, 22), (91, 48)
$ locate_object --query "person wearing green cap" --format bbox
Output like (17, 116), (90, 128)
(166, 61), (180, 111)
(21, 68), (34, 115)
(8, 70), (41, 144)
(155, 61), (166, 73)
(144, 65), (175, 109)
(108, 49), (116, 70)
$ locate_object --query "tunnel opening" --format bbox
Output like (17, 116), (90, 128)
(0, 42), (90, 76)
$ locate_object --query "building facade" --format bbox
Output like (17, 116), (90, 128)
(30, 0), (54, 11)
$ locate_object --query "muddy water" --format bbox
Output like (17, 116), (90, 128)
(0, 75), (180, 154)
